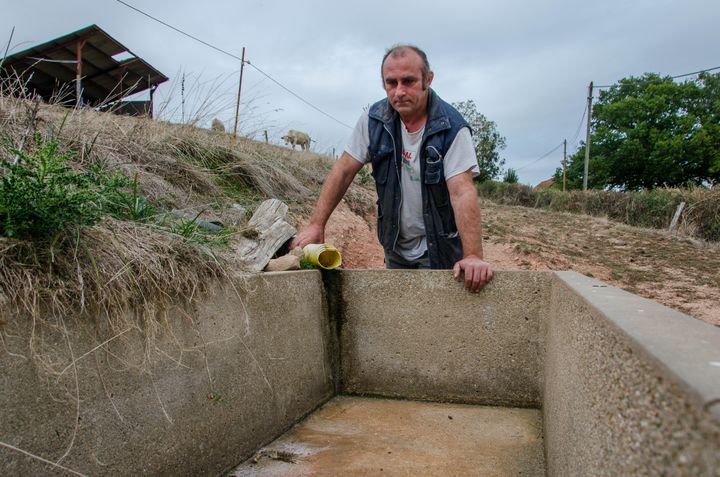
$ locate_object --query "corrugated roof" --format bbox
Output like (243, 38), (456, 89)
(0, 24), (168, 105)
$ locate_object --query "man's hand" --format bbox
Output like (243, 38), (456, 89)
(453, 255), (493, 293)
(290, 223), (324, 249)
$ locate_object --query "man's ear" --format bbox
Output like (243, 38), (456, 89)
(425, 70), (434, 90)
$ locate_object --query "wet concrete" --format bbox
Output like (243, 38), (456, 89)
(228, 396), (545, 476)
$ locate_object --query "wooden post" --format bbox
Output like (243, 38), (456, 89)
(149, 84), (156, 118)
(233, 47), (246, 139)
(583, 81), (593, 191)
(563, 139), (567, 192)
(669, 202), (686, 232)
(264, 130), (269, 143)
(75, 39), (87, 107)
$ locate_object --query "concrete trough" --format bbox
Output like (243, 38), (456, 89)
(1, 270), (718, 476)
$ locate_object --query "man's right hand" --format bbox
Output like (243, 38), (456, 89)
(290, 223), (325, 249)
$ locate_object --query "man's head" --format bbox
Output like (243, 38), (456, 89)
(381, 45), (434, 122)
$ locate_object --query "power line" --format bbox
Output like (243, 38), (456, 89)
(244, 61), (353, 129)
(569, 104), (587, 147)
(114, 0), (353, 129)
(514, 103), (586, 174)
(671, 65), (720, 79)
(595, 65), (720, 88)
(115, 0), (244, 62)
(515, 142), (564, 172)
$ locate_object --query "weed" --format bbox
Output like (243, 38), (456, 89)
(207, 392), (224, 404)
(169, 212), (235, 247)
(299, 257), (317, 270)
(356, 166), (374, 186)
(514, 241), (533, 255)
(0, 132), (143, 239)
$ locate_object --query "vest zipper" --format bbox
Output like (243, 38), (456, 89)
(384, 122), (402, 251)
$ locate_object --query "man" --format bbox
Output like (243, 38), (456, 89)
(292, 44), (492, 292)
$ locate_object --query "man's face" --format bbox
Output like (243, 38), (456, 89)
(382, 50), (433, 120)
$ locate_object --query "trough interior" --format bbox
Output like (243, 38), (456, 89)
(1, 270), (718, 476)
(229, 396), (545, 476)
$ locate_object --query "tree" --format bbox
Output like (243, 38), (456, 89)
(452, 100), (507, 182)
(558, 72), (720, 190)
(503, 168), (519, 183)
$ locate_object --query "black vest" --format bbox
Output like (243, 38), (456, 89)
(367, 89), (471, 269)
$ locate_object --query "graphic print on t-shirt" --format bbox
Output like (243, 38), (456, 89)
(401, 148), (421, 183)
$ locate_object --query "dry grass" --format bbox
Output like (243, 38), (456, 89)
(0, 94), (342, 378)
(0, 219), (225, 372)
(477, 181), (720, 242)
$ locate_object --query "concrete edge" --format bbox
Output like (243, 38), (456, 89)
(340, 390), (541, 410)
(552, 271), (720, 422)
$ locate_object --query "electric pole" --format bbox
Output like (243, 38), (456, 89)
(563, 139), (567, 192)
(233, 47), (246, 139)
(583, 81), (593, 191)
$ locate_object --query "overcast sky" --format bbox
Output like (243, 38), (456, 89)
(3, 0), (719, 185)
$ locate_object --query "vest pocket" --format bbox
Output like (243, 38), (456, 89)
(424, 146), (443, 184)
(369, 148), (392, 185)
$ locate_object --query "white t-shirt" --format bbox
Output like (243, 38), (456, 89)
(345, 110), (479, 260)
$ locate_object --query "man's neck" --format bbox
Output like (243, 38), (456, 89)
(400, 113), (427, 134)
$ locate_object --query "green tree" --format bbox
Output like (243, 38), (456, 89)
(452, 100), (507, 182)
(558, 72), (720, 190)
(503, 168), (519, 183)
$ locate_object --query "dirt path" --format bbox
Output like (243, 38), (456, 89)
(322, 192), (719, 327)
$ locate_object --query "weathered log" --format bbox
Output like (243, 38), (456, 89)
(235, 199), (296, 272)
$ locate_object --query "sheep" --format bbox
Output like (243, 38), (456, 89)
(281, 130), (311, 151)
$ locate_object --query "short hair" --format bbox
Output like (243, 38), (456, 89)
(381, 44), (431, 84)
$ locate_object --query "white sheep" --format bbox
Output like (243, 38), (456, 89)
(281, 130), (311, 151)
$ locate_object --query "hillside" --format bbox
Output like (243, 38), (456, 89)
(1, 97), (717, 329)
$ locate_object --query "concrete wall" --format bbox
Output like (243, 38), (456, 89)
(337, 270), (551, 407)
(544, 272), (720, 476)
(0, 271), (333, 476)
(3, 268), (719, 476)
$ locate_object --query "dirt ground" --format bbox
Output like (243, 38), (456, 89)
(322, 193), (720, 327)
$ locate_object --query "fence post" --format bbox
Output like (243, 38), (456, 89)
(669, 201), (686, 232)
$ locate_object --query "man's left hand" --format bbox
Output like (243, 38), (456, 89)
(453, 255), (493, 293)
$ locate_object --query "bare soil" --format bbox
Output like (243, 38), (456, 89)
(322, 192), (720, 327)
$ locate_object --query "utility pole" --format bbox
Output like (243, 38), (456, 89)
(233, 47), (246, 139)
(563, 139), (567, 192)
(583, 81), (593, 191)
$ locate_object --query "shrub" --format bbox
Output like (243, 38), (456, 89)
(503, 168), (519, 184)
(0, 133), (141, 239)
